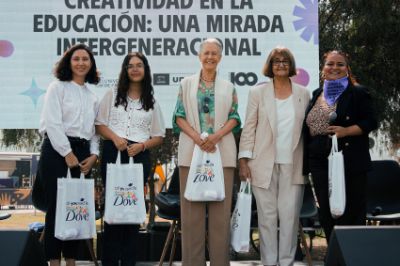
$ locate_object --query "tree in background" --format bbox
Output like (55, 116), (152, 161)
(1, 129), (41, 151)
(319, 0), (400, 146)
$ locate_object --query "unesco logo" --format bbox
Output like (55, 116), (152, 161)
(153, 73), (170, 85)
(230, 72), (258, 86)
(153, 73), (188, 86)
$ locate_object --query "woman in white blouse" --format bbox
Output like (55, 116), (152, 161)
(38, 43), (100, 266)
(96, 52), (165, 266)
(239, 47), (310, 266)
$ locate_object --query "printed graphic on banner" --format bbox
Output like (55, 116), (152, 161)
(0, 188), (32, 206)
(113, 183), (139, 206)
(153, 74), (170, 86)
(230, 72), (258, 86)
(0, 40), (14, 57)
(293, 0), (318, 44)
(0, 0), (319, 128)
(153, 73), (190, 86)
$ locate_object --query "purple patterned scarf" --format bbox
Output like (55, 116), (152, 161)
(323, 77), (349, 106)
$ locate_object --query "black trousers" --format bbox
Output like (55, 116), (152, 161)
(308, 136), (367, 243)
(39, 137), (91, 260)
(101, 140), (151, 266)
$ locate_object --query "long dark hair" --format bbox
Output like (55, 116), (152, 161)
(322, 50), (358, 86)
(54, 43), (100, 84)
(115, 52), (155, 111)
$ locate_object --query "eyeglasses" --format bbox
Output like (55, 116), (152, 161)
(272, 60), (290, 66)
(126, 64), (144, 70)
(203, 97), (210, 113)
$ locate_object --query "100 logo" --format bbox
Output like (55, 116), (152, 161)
(230, 72), (258, 86)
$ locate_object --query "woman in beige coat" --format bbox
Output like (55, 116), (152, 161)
(239, 47), (310, 266)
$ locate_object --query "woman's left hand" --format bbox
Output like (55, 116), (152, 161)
(327, 126), (348, 138)
(80, 154), (98, 175)
(127, 143), (143, 157)
(201, 133), (222, 153)
(239, 159), (251, 181)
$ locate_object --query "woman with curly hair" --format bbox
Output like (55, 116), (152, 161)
(39, 43), (100, 266)
(304, 50), (378, 244)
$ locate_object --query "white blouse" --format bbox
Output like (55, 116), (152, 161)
(95, 88), (165, 142)
(39, 80), (100, 157)
(275, 95), (295, 164)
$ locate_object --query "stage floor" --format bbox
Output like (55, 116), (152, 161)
(62, 261), (325, 265)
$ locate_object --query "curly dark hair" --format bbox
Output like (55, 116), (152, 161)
(115, 52), (155, 111)
(54, 43), (100, 85)
(322, 50), (358, 86)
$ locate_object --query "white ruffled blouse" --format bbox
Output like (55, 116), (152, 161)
(95, 88), (165, 142)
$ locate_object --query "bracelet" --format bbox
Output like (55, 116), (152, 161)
(141, 143), (146, 152)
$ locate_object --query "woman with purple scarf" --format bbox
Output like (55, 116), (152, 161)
(303, 50), (378, 244)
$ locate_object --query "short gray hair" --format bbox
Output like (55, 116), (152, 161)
(199, 38), (223, 55)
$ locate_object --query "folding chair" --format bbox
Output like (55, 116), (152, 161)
(366, 160), (400, 225)
(299, 182), (319, 266)
(154, 167), (181, 266)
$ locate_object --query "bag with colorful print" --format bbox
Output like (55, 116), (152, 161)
(55, 169), (96, 240)
(184, 133), (225, 202)
(103, 152), (146, 224)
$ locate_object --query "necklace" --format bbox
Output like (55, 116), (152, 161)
(200, 71), (216, 82)
(201, 76), (215, 82)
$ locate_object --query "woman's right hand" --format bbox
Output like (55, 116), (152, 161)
(65, 152), (79, 168)
(112, 136), (128, 151)
(239, 158), (251, 181)
(200, 133), (221, 153)
(194, 134), (206, 149)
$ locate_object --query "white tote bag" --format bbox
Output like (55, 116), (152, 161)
(328, 134), (346, 218)
(230, 180), (252, 253)
(184, 137), (225, 202)
(103, 152), (146, 224)
(55, 169), (96, 240)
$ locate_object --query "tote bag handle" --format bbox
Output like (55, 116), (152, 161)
(66, 168), (72, 179)
(65, 167), (85, 179)
(239, 179), (252, 194)
(331, 134), (339, 154)
(116, 151), (134, 165)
